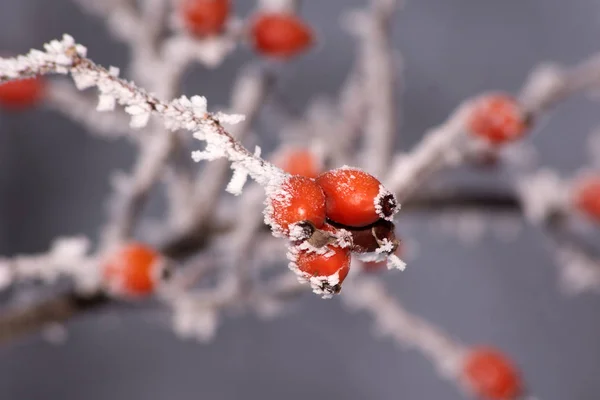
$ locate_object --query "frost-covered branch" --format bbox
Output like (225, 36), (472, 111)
(0, 236), (97, 292)
(554, 239), (600, 296)
(342, 276), (467, 380)
(0, 35), (283, 185)
(0, 291), (109, 345)
(518, 55), (600, 115)
(386, 103), (473, 202)
(356, 0), (400, 176)
(45, 80), (134, 139)
(164, 65), (273, 246)
(0, 35), (289, 249)
(387, 53), (600, 203)
(101, 131), (178, 248)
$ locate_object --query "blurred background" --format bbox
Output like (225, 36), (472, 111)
(0, 0), (600, 399)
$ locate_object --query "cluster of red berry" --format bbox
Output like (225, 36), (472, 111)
(265, 161), (400, 297)
(180, 0), (313, 59)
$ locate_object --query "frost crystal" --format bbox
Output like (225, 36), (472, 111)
(386, 254), (406, 271)
(97, 94), (116, 111)
(215, 112), (245, 125)
(173, 297), (219, 342)
(125, 104), (152, 128)
(375, 238), (396, 254)
(226, 165), (249, 195)
(557, 246), (600, 295)
(516, 169), (568, 223)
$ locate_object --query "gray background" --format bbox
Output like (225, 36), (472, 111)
(0, 0), (599, 399)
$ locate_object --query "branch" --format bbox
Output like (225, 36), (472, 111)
(404, 188), (521, 213)
(45, 80), (134, 139)
(184, 66), (274, 231)
(0, 36), (284, 185)
(0, 35), (289, 250)
(0, 225), (223, 345)
(386, 53), (600, 203)
(342, 276), (467, 381)
(0, 292), (109, 345)
(358, 0), (400, 176)
(544, 219), (600, 296)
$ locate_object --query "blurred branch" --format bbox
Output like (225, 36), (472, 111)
(0, 292), (109, 345)
(386, 53), (600, 204)
(359, 0), (400, 176)
(342, 276), (467, 380)
(45, 80), (134, 139)
(403, 189), (521, 212)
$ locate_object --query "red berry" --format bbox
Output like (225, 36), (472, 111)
(181, 0), (230, 37)
(462, 347), (522, 400)
(265, 175), (326, 238)
(102, 243), (165, 297)
(468, 93), (527, 144)
(289, 245), (351, 296)
(250, 13), (313, 58)
(316, 167), (398, 227)
(573, 175), (600, 222)
(0, 77), (45, 109)
(274, 147), (320, 179)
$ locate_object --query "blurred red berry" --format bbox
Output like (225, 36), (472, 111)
(274, 147), (320, 178)
(468, 93), (527, 144)
(0, 77), (45, 109)
(181, 0), (230, 37)
(573, 175), (600, 222)
(265, 175), (326, 237)
(250, 13), (313, 58)
(102, 242), (164, 298)
(316, 167), (398, 227)
(462, 347), (522, 400)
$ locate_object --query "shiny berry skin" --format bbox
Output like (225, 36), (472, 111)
(291, 245), (351, 296)
(265, 175), (326, 237)
(274, 147), (320, 179)
(462, 347), (522, 400)
(573, 175), (600, 222)
(102, 243), (164, 297)
(316, 167), (398, 227)
(0, 77), (45, 109)
(250, 13), (313, 59)
(180, 0), (230, 37)
(468, 93), (528, 144)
